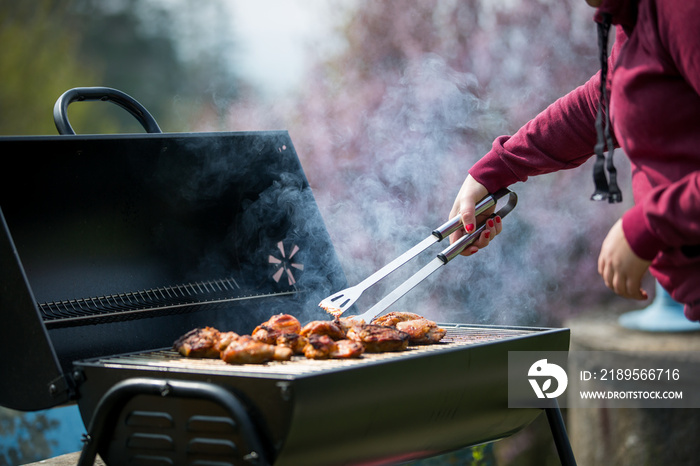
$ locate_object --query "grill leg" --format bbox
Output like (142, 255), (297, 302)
(77, 377), (270, 466)
(545, 400), (577, 466)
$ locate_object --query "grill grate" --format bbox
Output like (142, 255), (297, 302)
(93, 324), (540, 377)
(38, 277), (295, 328)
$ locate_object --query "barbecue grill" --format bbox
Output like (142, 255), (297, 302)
(0, 88), (575, 465)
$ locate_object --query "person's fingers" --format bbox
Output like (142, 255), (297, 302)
(459, 206), (476, 238)
(600, 259), (648, 301)
(600, 259), (613, 292)
(626, 276), (647, 300)
(453, 175), (488, 241)
(598, 218), (650, 301)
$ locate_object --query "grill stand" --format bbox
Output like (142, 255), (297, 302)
(77, 378), (270, 466)
(545, 400), (577, 466)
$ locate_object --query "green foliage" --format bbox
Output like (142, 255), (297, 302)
(0, 0), (241, 136)
(0, 1), (112, 135)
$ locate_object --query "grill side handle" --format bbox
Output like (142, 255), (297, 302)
(78, 378), (271, 466)
(53, 87), (162, 135)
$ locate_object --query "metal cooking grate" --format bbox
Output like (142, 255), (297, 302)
(39, 277), (296, 328)
(94, 324), (541, 377)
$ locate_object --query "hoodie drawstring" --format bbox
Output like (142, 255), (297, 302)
(591, 12), (623, 203)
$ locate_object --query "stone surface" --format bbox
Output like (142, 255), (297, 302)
(23, 451), (105, 465)
(565, 311), (700, 466)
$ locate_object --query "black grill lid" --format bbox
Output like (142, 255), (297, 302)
(0, 130), (346, 410)
(0, 211), (66, 410)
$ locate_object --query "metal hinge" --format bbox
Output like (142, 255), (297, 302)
(48, 372), (75, 399)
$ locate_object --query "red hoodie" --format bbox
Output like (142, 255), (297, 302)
(468, 0), (700, 321)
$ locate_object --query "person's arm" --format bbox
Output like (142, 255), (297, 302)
(469, 76), (601, 194)
(451, 54), (608, 251)
(623, 175), (700, 262)
(451, 28), (627, 252)
(450, 78), (603, 253)
(469, 27), (632, 193)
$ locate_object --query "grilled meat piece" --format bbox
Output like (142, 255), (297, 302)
(220, 335), (293, 364)
(300, 320), (345, 340)
(252, 313), (302, 344)
(276, 332), (308, 355)
(346, 324), (410, 353)
(372, 311), (424, 327)
(335, 316), (365, 334)
(303, 334), (364, 360)
(395, 318), (446, 345)
(217, 331), (241, 351)
(370, 312), (445, 345)
(251, 327), (277, 345)
(173, 327), (222, 358)
(304, 334), (336, 360)
(331, 339), (365, 359)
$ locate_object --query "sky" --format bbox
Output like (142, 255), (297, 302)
(228, 0), (346, 97)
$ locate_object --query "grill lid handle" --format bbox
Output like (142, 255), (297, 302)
(53, 87), (162, 135)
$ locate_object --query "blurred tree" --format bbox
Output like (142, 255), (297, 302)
(67, 0), (241, 132)
(0, 0), (111, 135)
(225, 0), (636, 326)
(0, 0), (241, 135)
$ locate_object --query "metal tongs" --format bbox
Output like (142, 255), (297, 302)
(319, 188), (518, 322)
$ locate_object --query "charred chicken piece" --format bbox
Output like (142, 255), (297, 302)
(335, 316), (365, 334)
(252, 313), (302, 344)
(173, 327), (222, 358)
(276, 332), (308, 355)
(330, 339), (365, 359)
(220, 335), (293, 365)
(372, 311), (424, 327)
(346, 324), (410, 353)
(304, 334), (336, 360)
(217, 331), (241, 351)
(395, 318), (446, 345)
(300, 320), (345, 340)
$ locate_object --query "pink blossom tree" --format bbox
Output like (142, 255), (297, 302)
(218, 0), (638, 326)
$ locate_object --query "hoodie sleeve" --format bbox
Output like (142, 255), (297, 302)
(621, 0), (700, 261)
(469, 78), (600, 193)
(469, 28), (628, 194)
(623, 173), (700, 260)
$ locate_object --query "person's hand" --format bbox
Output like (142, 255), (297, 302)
(598, 218), (651, 300)
(448, 175), (502, 256)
